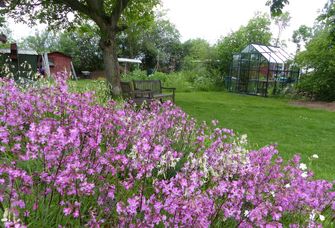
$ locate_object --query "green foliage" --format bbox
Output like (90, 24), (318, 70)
(20, 30), (58, 53)
(121, 70), (219, 92)
(292, 25), (313, 51)
(266, 0), (290, 17)
(182, 39), (215, 69)
(121, 69), (147, 81)
(297, 3), (335, 101)
(141, 18), (182, 71)
(0, 20), (12, 48)
(149, 71), (195, 92)
(217, 13), (272, 75)
(68, 79), (112, 104)
(0, 0), (159, 32)
(317, 1), (335, 43)
(56, 27), (103, 72)
(180, 39), (222, 88)
(118, 14), (183, 72)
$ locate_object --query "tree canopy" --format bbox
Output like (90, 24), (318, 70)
(294, 1), (335, 101)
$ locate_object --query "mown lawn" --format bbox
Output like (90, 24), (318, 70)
(70, 80), (335, 180)
(176, 92), (335, 180)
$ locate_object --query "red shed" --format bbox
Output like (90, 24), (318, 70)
(48, 52), (72, 75)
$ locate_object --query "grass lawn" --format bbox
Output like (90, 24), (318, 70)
(176, 92), (335, 180)
(70, 80), (335, 180)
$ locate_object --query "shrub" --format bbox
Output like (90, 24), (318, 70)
(295, 30), (335, 102)
(122, 70), (219, 92)
(297, 73), (335, 101)
(121, 69), (148, 81)
(0, 73), (334, 227)
(68, 79), (111, 104)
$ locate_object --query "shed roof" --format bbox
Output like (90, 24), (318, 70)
(48, 51), (72, 59)
(0, 48), (38, 55)
(241, 44), (293, 64)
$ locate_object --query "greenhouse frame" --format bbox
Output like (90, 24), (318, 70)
(225, 44), (300, 97)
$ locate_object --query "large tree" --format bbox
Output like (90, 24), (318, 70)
(0, 0), (159, 95)
(140, 18), (182, 72)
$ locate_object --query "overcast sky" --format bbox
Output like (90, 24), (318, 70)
(7, 0), (327, 54)
(161, 0), (327, 53)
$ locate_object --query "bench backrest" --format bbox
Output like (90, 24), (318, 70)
(120, 81), (133, 98)
(133, 80), (162, 94)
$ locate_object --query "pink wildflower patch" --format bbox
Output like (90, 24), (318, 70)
(0, 73), (333, 227)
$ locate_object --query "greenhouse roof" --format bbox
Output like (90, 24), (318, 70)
(242, 44), (293, 64)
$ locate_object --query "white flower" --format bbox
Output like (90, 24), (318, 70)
(240, 134), (248, 144)
(301, 172), (308, 178)
(309, 210), (316, 220)
(319, 214), (325, 221)
(312, 154), (319, 159)
(1, 208), (9, 222)
(299, 163), (307, 171)
(270, 191), (276, 197)
(284, 183), (291, 188)
(244, 210), (249, 217)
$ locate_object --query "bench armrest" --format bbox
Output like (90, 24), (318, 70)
(161, 87), (175, 103)
(161, 87), (176, 91)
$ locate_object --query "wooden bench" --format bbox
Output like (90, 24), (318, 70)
(121, 80), (176, 105)
(133, 80), (176, 103)
(121, 81), (153, 105)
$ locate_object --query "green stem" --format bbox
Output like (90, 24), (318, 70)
(0, 201), (4, 212)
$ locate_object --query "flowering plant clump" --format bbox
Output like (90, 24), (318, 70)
(0, 72), (334, 227)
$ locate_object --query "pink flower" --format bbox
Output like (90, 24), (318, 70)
(63, 207), (72, 216)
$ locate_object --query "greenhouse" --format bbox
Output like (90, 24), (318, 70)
(225, 44), (300, 97)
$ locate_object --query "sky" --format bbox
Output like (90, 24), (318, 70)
(161, 0), (328, 53)
(6, 0), (328, 54)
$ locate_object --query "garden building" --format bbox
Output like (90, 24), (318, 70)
(225, 44), (300, 97)
(0, 43), (38, 79)
(47, 51), (73, 76)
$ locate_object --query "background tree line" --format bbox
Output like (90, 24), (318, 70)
(13, 12), (282, 76)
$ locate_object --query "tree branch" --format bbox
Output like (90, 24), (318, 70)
(85, 0), (103, 13)
(57, 0), (110, 29)
(57, 0), (92, 18)
(111, 0), (130, 29)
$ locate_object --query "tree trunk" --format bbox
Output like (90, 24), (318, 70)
(101, 30), (121, 96)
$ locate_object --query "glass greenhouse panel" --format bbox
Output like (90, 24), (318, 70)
(226, 43), (299, 97)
